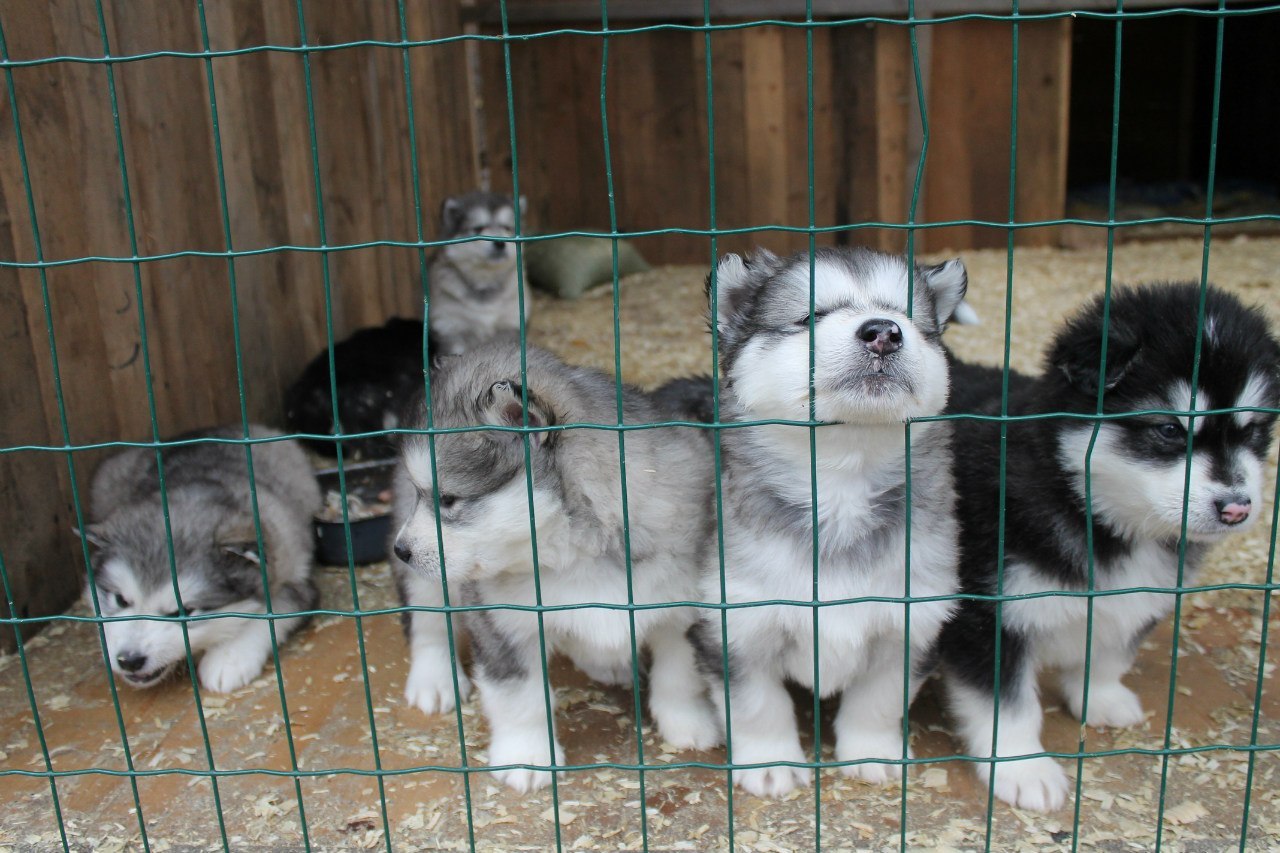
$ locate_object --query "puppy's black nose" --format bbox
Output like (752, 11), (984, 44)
(116, 652), (148, 673)
(490, 241), (507, 256)
(1215, 497), (1251, 525)
(858, 319), (903, 356)
(393, 541), (413, 563)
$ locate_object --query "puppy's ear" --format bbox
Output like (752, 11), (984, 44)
(708, 249), (776, 334)
(481, 380), (555, 448)
(1053, 320), (1141, 395)
(919, 259), (969, 325)
(72, 524), (109, 549)
(441, 196), (466, 235)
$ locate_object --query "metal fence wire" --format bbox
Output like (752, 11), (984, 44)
(1, 0), (1279, 851)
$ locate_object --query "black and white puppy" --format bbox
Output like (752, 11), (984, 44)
(940, 283), (1280, 811)
(392, 340), (720, 792)
(690, 247), (968, 797)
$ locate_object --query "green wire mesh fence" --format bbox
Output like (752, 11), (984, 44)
(1, 1), (1279, 851)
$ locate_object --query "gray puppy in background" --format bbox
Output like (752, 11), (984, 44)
(428, 191), (530, 356)
(690, 247), (968, 797)
(81, 425), (321, 693)
(392, 340), (720, 792)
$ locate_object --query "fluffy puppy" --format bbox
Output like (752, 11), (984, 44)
(940, 283), (1280, 811)
(82, 426), (321, 693)
(392, 340), (719, 792)
(428, 191), (530, 356)
(689, 246), (968, 797)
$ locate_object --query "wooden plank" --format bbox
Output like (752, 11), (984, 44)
(836, 22), (912, 252)
(921, 18), (1071, 251)
(692, 25), (753, 259)
(742, 25), (789, 254)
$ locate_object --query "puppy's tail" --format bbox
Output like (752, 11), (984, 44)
(651, 376), (716, 423)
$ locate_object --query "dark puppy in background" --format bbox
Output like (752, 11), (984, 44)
(81, 426), (322, 693)
(391, 340), (719, 792)
(940, 283), (1280, 811)
(285, 317), (428, 459)
(429, 191), (530, 356)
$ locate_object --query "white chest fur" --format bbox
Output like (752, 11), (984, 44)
(1003, 539), (1182, 659)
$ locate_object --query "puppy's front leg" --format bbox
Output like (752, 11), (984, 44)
(474, 634), (564, 793)
(711, 666), (810, 798)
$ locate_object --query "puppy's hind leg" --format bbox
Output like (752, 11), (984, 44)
(646, 619), (721, 750)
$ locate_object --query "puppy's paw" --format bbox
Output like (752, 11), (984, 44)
(199, 647), (267, 693)
(984, 757), (1070, 812)
(731, 740), (812, 798)
(1073, 683), (1145, 729)
(837, 730), (909, 786)
(653, 699), (722, 751)
(488, 736), (565, 794)
(404, 651), (471, 715)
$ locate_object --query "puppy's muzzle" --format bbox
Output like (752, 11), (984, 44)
(1215, 497), (1251, 526)
(858, 319), (903, 356)
(116, 651), (148, 673)
(393, 540), (414, 563)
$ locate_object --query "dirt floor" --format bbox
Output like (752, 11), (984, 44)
(2, 235), (1279, 851)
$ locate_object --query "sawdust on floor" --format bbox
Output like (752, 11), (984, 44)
(2, 236), (1279, 851)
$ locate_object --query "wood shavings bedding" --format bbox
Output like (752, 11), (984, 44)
(0, 237), (1277, 849)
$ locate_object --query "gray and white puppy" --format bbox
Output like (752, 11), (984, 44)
(81, 426), (321, 693)
(429, 191), (530, 356)
(689, 247), (967, 797)
(392, 340), (720, 792)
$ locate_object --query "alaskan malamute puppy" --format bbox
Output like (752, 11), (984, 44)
(690, 247), (969, 797)
(392, 340), (719, 792)
(81, 426), (322, 693)
(940, 283), (1280, 812)
(429, 191), (530, 356)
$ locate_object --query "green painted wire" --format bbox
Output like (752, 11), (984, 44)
(1239, 452), (1280, 848)
(0, 553), (68, 852)
(192, 3), (312, 846)
(801, 3), (826, 847)
(595, 3), (651, 849)
(1154, 2), (1228, 845)
(290, 2), (393, 849)
(702, 2), (738, 847)
(1072, 5), (1128, 850)
(7, 402), (1280, 460)
(9, 577), (1280, 635)
(3, 210), (1279, 273)
(983, 4), (1022, 847)
(0, 20), (77, 852)
(8, 737), (1280, 785)
(2, 5), (1277, 70)
(392, 3), (479, 849)
(497, 3), (567, 848)
(904, 2), (928, 839)
(93, 1), (227, 846)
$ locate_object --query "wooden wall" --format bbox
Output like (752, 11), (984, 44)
(0, 0), (479, 649)
(477, 15), (1072, 263)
